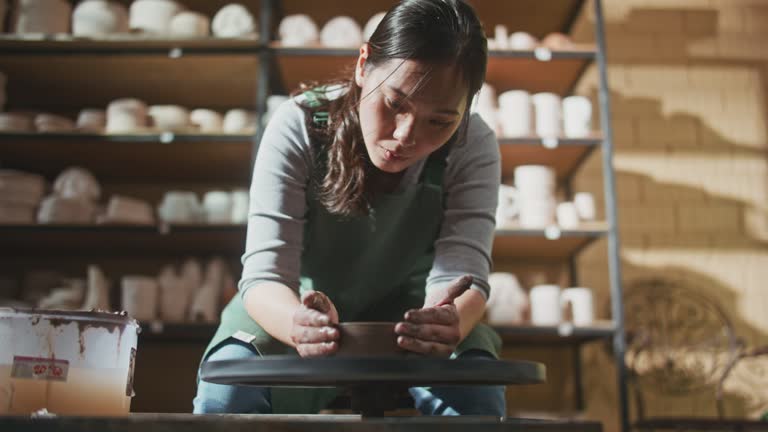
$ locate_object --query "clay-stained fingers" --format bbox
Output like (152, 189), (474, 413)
(296, 341), (338, 358)
(293, 305), (332, 327)
(291, 324), (339, 345)
(301, 290), (332, 313)
(394, 322), (460, 346)
(403, 304), (459, 326)
(432, 275), (473, 307)
(396, 335), (453, 357)
(300, 290), (339, 323)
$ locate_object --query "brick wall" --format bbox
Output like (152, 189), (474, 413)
(570, 0), (768, 429)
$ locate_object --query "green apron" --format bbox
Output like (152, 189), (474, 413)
(202, 92), (502, 414)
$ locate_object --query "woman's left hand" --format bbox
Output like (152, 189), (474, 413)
(395, 275), (473, 357)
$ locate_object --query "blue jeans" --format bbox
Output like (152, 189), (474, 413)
(193, 340), (506, 416)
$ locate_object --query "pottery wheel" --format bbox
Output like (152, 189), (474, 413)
(201, 356), (546, 417)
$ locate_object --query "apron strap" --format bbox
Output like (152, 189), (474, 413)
(301, 88), (330, 127)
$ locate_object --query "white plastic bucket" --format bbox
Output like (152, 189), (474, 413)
(0, 309), (140, 416)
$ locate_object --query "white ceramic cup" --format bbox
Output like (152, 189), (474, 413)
(363, 12), (385, 41)
(158, 191), (200, 223)
(496, 184), (518, 227)
(560, 287), (594, 326)
(223, 109), (256, 134)
(518, 197), (556, 228)
(203, 191), (233, 224)
(514, 165), (556, 198)
(476, 83), (498, 110)
(476, 107), (500, 135)
(530, 284), (561, 326)
(486, 273), (528, 325)
(498, 90), (532, 137)
(508, 32), (538, 50)
(230, 189), (249, 224)
(532, 92), (562, 137)
(494, 24), (509, 50)
(574, 192), (596, 221)
(556, 201), (580, 229)
(121, 276), (158, 322)
(563, 96), (592, 138)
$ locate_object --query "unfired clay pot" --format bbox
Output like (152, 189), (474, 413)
(336, 322), (406, 357)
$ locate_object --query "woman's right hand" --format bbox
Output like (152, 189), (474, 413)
(291, 290), (340, 357)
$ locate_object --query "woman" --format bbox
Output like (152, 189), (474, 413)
(194, 0), (504, 416)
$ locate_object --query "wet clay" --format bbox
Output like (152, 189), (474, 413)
(336, 322), (406, 357)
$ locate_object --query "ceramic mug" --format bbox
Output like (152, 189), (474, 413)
(563, 96), (592, 138)
(158, 191), (200, 223)
(486, 272), (529, 325)
(514, 165), (556, 197)
(494, 24), (509, 49)
(498, 90), (533, 137)
(230, 189), (249, 224)
(518, 197), (556, 228)
(476, 83), (498, 110)
(121, 276), (158, 322)
(556, 201), (580, 229)
(532, 92), (562, 137)
(560, 287), (594, 326)
(496, 184), (518, 227)
(508, 32), (538, 50)
(574, 192), (596, 221)
(529, 284), (561, 326)
(203, 191), (233, 224)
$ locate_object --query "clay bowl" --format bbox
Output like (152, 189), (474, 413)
(336, 322), (406, 357)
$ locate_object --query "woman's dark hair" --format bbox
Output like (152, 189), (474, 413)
(300, 0), (487, 216)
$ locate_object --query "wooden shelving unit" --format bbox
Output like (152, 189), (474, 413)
(0, 222), (603, 260)
(0, 224), (247, 257)
(0, 133), (253, 183)
(493, 223), (608, 260)
(486, 48), (595, 96)
(270, 44), (595, 96)
(0, 52), (259, 110)
(0, 0), (627, 428)
(495, 321), (615, 346)
(499, 135), (601, 182)
(276, 0), (586, 40)
(0, 34), (262, 54)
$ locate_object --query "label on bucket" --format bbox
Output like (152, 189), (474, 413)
(11, 356), (69, 382)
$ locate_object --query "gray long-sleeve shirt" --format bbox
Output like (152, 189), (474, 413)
(239, 96), (500, 301)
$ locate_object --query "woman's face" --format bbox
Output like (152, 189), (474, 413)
(355, 45), (468, 173)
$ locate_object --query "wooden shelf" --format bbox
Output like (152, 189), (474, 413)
(0, 53), (259, 111)
(486, 46), (595, 96)
(493, 321), (615, 346)
(271, 43), (594, 95)
(0, 134), (253, 184)
(278, 0), (585, 39)
(0, 132), (254, 142)
(493, 222), (607, 260)
(0, 224), (246, 257)
(0, 34), (262, 55)
(0, 45), (592, 112)
(0, 223), (605, 260)
(499, 135), (601, 183)
(272, 44), (357, 94)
